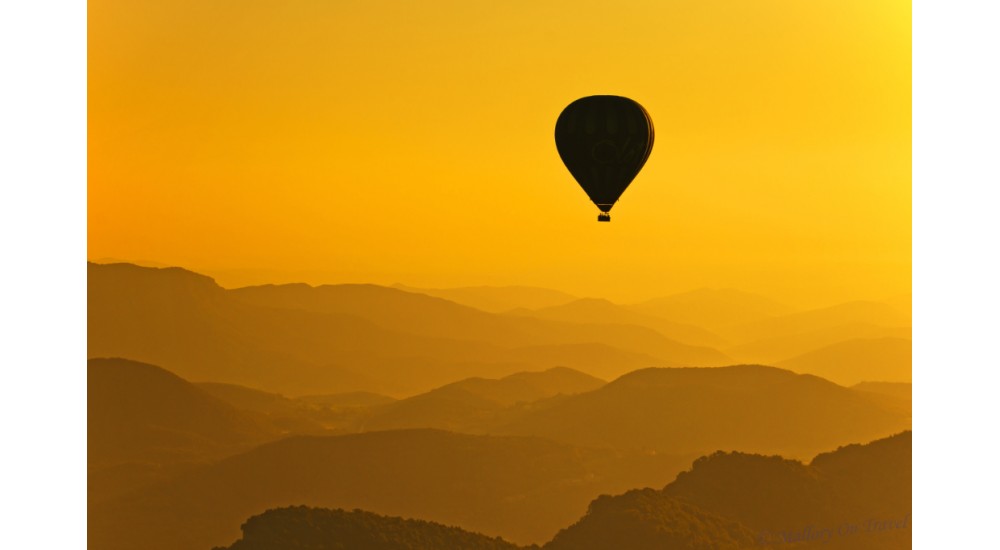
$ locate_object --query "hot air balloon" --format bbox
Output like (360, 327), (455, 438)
(555, 96), (654, 222)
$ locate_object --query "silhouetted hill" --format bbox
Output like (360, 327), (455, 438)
(809, 431), (911, 516)
(499, 366), (911, 458)
(661, 452), (829, 531)
(206, 433), (911, 550)
(629, 288), (793, 332)
(545, 489), (756, 550)
(90, 429), (696, 550)
(215, 506), (531, 550)
(775, 337), (911, 385)
(88, 358), (275, 502)
(726, 323), (911, 364)
(393, 283), (577, 313)
(362, 368), (605, 432)
(663, 432), (911, 548)
(547, 432), (910, 549)
(90, 263), (726, 394)
(514, 298), (726, 348)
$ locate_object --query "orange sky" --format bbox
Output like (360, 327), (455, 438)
(88, 0), (910, 305)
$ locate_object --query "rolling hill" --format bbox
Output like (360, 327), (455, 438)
(207, 433), (911, 550)
(90, 262), (727, 394)
(392, 284), (577, 313)
(725, 323), (911, 364)
(362, 367), (605, 433)
(229, 281), (729, 371)
(488, 343), (667, 380)
(88, 262), (391, 394)
(511, 298), (727, 348)
(775, 337), (911, 385)
(545, 489), (756, 550)
(410, 367), (605, 407)
(546, 431), (911, 549)
(196, 382), (345, 435)
(88, 358), (276, 502)
(628, 288), (794, 332)
(498, 365), (912, 458)
(215, 506), (531, 550)
(90, 429), (696, 550)
(725, 300), (910, 344)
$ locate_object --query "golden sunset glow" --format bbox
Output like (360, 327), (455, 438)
(88, 0), (910, 304)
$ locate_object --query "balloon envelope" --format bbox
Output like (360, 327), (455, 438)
(555, 96), (654, 219)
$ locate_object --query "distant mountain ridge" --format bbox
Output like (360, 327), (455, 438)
(498, 365), (911, 458)
(726, 300), (910, 343)
(210, 432), (911, 550)
(87, 263), (913, 550)
(229, 281), (729, 370)
(362, 367), (605, 433)
(725, 323), (911, 364)
(776, 337), (911, 385)
(89, 358), (911, 550)
(512, 298), (727, 348)
(90, 429), (695, 550)
(195, 382), (340, 435)
(417, 367), (605, 407)
(89, 262), (727, 394)
(89, 357), (273, 463)
(624, 290), (911, 371)
(392, 283), (577, 313)
(88, 358), (275, 502)
(628, 288), (794, 332)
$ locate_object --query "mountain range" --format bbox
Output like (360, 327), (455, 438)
(211, 432), (911, 550)
(498, 365), (910, 458)
(89, 262), (729, 395)
(88, 358), (275, 502)
(776, 337), (911, 385)
(87, 261), (911, 549)
(391, 283), (577, 313)
(547, 431), (911, 549)
(90, 428), (695, 549)
(88, 357), (910, 549)
(215, 506), (529, 550)
(90, 262), (911, 393)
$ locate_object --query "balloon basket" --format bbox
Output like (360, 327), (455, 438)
(597, 213), (611, 222)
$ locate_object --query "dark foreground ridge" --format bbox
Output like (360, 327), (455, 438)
(216, 431), (910, 550)
(214, 506), (533, 550)
(546, 431), (911, 550)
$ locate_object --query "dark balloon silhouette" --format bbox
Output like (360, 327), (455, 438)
(555, 96), (654, 222)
